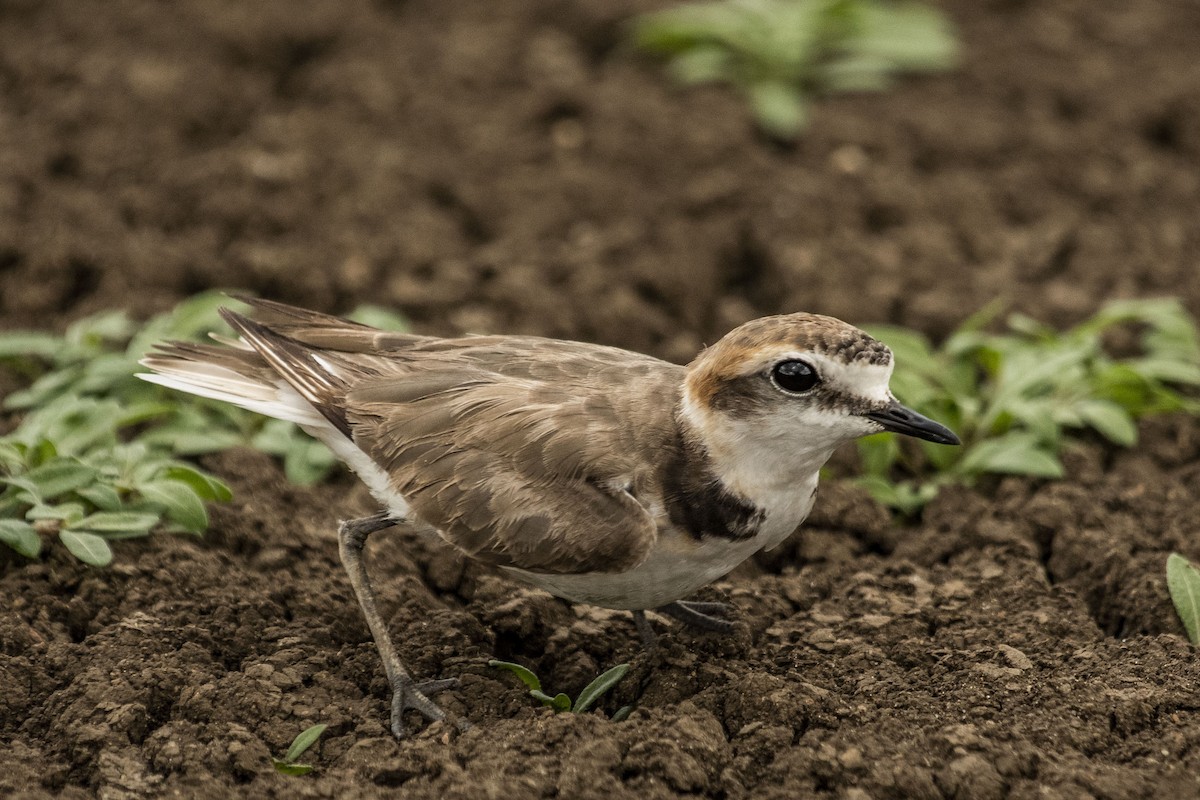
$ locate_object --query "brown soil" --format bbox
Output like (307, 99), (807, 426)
(3, 0), (1200, 797)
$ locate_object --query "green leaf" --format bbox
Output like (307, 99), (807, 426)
(0, 331), (64, 360)
(69, 511), (160, 535)
(1167, 554), (1200, 646)
(11, 460), (97, 500)
(746, 80), (807, 138)
(164, 465), (233, 502)
(0, 442), (25, 472)
(136, 427), (244, 456)
(26, 502), (85, 523)
(611, 705), (634, 723)
(59, 530), (113, 566)
(574, 663), (631, 713)
(75, 353), (139, 396)
(272, 759), (314, 777)
(66, 309), (134, 349)
(1126, 357), (1200, 386)
(529, 690), (572, 711)
(282, 439), (336, 486)
(3, 366), (84, 410)
(958, 434), (1064, 479)
(24, 397), (123, 455)
(818, 53), (893, 92)
(346, 305), (410, 332)
(855, 2), (958, 71)
(75, 484), (124, 511)
(489, 660), (542, 693)
(251, 420), (335, 485)
(138, 480), (208, 532)
(632, 3), (754, 54)
(668, 46), (731, 85)
(857, 433), (899, 477)
(864, 326), (940, 377)
(856, 476), (938, 515)
(0, 518), (41, 558)
(116, 400), (175, 427)
(1076, 400), (1138, 446)
(284, 723), (328, 764)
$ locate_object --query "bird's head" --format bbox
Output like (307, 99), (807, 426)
(680, 313), (959, 488)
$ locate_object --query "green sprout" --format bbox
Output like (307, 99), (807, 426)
(271, 723), (327, 776)
(632, 0), (957, 138)
(1167, 554), (1200, 646)
(489, 660), (632, 718)
(855, 298), (1200, 514)
(0, 293), (409, 564)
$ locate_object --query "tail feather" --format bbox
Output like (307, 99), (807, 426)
(217, 309), (354, 438)
(139, 303), (411, 517)
(225, 295), (429, 354)
(139, 301), (391, 440)
(139, 342), (327, 428)
(227, 294), (371, 329)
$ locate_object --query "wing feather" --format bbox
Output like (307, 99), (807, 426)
(348, 371), (678, 575)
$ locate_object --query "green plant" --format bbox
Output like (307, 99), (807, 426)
(632, 0), (957, 138)
(489, 660), (632, 716)
(0, 293), (409, 564)
(1167, 554), (1200, 646)
(856, 298), (1200, 514)
(271, 723), (327, 776)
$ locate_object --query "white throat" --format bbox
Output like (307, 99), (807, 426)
(678, 387), (837, 514)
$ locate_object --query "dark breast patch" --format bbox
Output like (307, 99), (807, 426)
(658, 428), (765, 542)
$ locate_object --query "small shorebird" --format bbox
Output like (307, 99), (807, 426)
(140, 297), (959, 737)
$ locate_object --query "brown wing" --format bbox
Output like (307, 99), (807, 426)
(346, 361), (680, 576)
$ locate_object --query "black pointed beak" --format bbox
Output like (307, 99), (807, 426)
(864, 400), (961, 445)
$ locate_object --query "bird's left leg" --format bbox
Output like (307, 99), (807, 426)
(338, 511), (464, 738)
(632, 610), (658, 648)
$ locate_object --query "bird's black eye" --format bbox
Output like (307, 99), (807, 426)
(771, 360), (820, 394)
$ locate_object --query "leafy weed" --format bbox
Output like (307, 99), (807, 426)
(489, 660), (632, 717)
(1167, 553), (1200, 646)
(856, 298), (1200, 514)
(632, 0), (957, 138)
(272, 723), (328, 776)
(0, 293), (409, 564)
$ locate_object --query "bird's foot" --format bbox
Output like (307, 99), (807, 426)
(389, 675), (468, 739)
(632, 600), (739, 649)
(655, 600), (737, 634)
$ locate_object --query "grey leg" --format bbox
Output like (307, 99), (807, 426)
(632, 610), (657, 649)
(655, 600), (737, 634)
(339, 512), (462, 738)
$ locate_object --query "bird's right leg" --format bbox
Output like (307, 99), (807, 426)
(338, 512), (462, 738)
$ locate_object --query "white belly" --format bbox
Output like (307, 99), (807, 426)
(505, 473), (820, 610)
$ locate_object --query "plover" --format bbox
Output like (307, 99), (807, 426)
(139, 297), (959, 736)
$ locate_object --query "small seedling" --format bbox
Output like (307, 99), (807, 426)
(0, 294), (410, 564)
(271, 723), (327, 776)
(489, 660), (631, 715)
(854, 298), (1200, 514)
(1167, 554), (1200, 646)
(632, 0), (957, 138)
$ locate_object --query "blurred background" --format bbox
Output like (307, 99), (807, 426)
(1, 0), (1198, 357)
